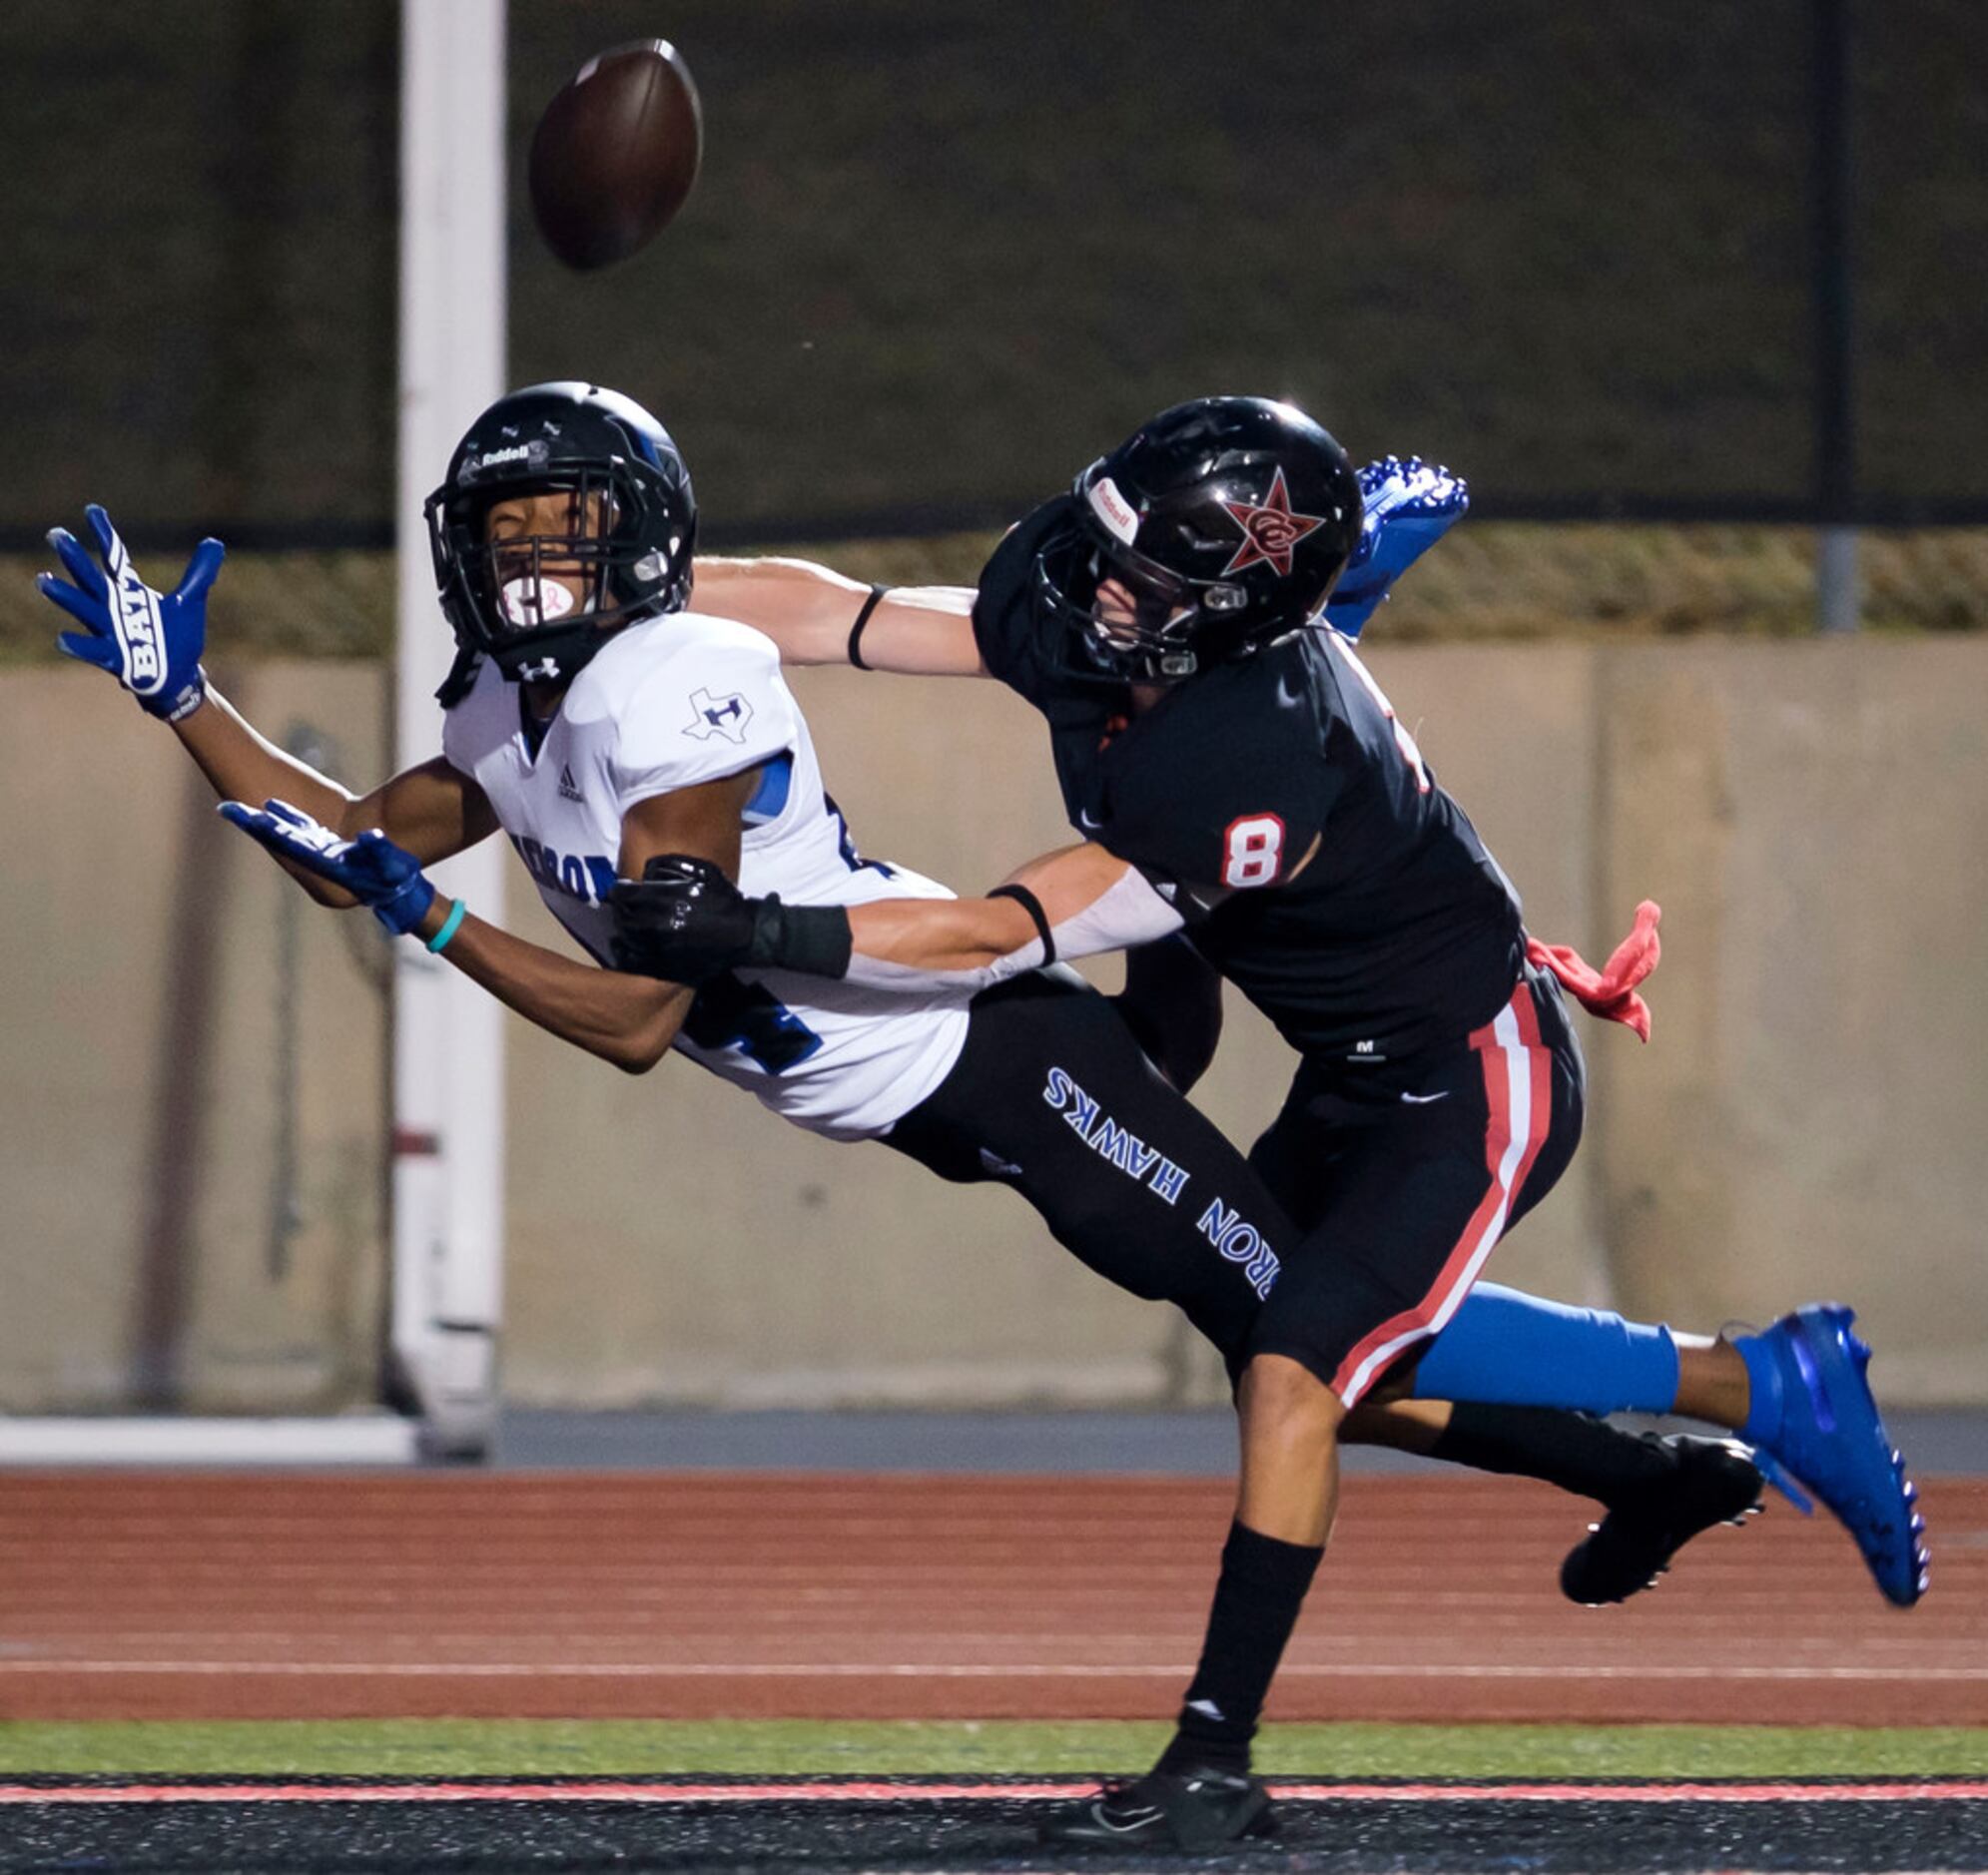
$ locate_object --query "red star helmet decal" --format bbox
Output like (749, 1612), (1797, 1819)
(1219, 467), (1329, 577)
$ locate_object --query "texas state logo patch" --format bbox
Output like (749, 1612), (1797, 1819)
(683, 686), (754, 744)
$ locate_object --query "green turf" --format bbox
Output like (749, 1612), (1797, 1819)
(1, 1720), (1983, 1778)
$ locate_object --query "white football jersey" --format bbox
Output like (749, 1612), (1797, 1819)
(440, 610), (973, 1138)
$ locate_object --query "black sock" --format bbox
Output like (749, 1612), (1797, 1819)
(1430, 1402), (1672, 1508)
(1158, 1520), (1323, 1775)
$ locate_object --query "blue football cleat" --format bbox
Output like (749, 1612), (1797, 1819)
(1323, 456), (1469, 641)
(1733, 1304), (1929, 1607)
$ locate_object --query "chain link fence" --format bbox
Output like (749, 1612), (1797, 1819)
(3, 0), (1983, 559)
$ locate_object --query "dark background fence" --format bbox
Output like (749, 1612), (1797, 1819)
(4, 0), (1983, 553)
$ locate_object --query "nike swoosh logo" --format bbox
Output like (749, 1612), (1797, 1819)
(1400, 1090), (1450, 1104)
(1077, 809), (1102, 831)
(1091, 1805), (1164, 1832)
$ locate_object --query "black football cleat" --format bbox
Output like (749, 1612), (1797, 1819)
(1040, 1764), (1278, 1851)
(1561, 1433), (1764, 1604)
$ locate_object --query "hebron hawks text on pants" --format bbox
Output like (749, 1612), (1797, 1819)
(1042, 1065), (1281, 1299)
(1042, 1066), (1190, 1202)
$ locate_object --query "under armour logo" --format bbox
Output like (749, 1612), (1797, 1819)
(683, 686), (754, 744)
(519, 656), (561, 683)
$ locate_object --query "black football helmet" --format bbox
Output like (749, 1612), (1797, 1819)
(1034, 396), (1363, 682)
(425, 381), (696, 688)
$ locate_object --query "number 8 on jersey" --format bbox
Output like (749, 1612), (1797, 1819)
(1223, 813), (1286, 888)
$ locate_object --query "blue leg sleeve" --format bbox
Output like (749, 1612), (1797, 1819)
(1410, 1283), (1681, 1415)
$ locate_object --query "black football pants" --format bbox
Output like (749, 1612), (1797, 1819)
(1244, 961), (1588, 1405)
(880, 971), (1285, 1374)
(882, 965), (1584, 1410)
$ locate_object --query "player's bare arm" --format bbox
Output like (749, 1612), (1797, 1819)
(181, 704), (499, 906)
(223, 767), (761, 1075)
(693, 556), (987, 676)
(846, 841), (1183, 976)
(611, 836), (1184, 992)
(432, 767), (757, 1073)
(39, 504), (501, 908)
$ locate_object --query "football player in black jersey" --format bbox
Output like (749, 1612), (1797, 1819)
(625, 398), (1924, 1850)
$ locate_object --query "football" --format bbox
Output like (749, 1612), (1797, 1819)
(528, 40), (703, 272)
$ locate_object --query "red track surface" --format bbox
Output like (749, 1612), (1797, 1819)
(1, 1473), (1981, 1725)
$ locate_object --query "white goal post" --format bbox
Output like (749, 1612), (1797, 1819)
(387, 0), (510, 1461)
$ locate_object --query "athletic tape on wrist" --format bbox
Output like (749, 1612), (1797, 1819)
(988, 883), (1055, 964)
(847, 585), (888, 671)
(426, 898), (468, 953)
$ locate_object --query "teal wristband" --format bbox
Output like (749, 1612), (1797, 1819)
(426, 898), (468, 953)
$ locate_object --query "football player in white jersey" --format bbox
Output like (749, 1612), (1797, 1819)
(36, 380), (1318, 1377)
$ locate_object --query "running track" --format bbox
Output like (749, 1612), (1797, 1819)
(6, 1780), (1986, 1875)
(0, 1473), (1981, 1724)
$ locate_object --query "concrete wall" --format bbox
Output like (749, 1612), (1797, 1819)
(0, 665), (390, 1413)
(1, 637), (1982, 1410)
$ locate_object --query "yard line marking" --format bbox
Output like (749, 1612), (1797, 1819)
(0, 1780), (1985, 1806)
(3, 1659), (1986, 1681)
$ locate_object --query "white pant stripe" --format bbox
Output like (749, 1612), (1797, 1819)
(1338, 998), (1536, 1405)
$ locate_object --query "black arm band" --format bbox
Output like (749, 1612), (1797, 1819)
(847, 585), (889, 671)
(988, 883), (1055, 964)
(749, 899), (855, 979)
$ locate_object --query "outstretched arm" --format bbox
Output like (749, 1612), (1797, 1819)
(38, 504), (499, 903)
(177, 693), (498, 873)
(846, 843), (1181, 977)
(221, 772), (761, 1074)
(692, 556), (987, 677)
(393, 896), (690, 1075)
(611, 839), (1187, 994)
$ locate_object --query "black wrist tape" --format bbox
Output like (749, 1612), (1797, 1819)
(847, 585), (889, 671)
(988, 883), (1055, 964)
(749, 899), (854, 978)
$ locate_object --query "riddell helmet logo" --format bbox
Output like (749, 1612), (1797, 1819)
(460, 440), (549, 482)
(1219, 467), (1328, 577)
(1086, 475), (1140, 546)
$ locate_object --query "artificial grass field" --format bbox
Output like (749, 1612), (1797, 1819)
(3, 1721), (1985, 1779)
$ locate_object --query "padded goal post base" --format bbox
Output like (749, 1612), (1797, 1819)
(0, 1415), (422, 1466)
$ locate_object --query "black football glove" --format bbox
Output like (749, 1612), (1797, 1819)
(609, 854), (853, 985)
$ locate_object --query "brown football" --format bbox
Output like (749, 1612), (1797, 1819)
(528, 40), (703, 272)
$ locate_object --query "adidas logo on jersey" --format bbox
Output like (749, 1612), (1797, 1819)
(557, 764), (584, 803)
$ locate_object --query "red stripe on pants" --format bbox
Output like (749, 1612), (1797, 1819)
(1327, 978), (1554, 1407)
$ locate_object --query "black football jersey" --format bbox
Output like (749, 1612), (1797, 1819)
(974, 496), (1526, 1067)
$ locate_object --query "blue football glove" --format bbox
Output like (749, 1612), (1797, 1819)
(38, 505), (222, 722)
(219, 799), (437, 938)
(1323, 456), (1469, 641)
